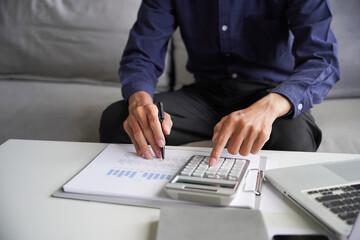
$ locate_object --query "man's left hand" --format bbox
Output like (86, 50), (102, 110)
(209, 93), (292, 166)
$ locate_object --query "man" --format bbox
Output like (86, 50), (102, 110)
(100, 0), (339, 166)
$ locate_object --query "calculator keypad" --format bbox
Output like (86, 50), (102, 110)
(180, 155), (247, 180)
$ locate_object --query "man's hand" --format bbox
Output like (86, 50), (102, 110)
(209, 93), (292, 166)
(123, 91), (172, 159)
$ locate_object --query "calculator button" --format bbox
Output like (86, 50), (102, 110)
(219, 167), (231, 174)
(202, 157), (210, 164)
(198, 161), (209, 166)
(229, 173), (240, 179)
(192, 155), (204, 161)
(229, 171), (241, 179)
(218, 173), (229, 178)
(184, 164), (196, 169)
(187, 162), (198, 166)
(205, 170), (218, 177)
(181, 170), (193, 176)
(207, 174), (220, 179)
(207, 165), (219, 171)
(231, 166), (244, 174)
(183, 167), (195, 173)
(234, 160), (245, 167)
(197, 167), (208, 173)
(225, 158), (235, 163)
(179, 155), (248, 181)
(218, 171), (230, 178)
(193, 171), (205, 177)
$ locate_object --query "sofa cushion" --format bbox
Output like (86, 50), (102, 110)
(326, 0), (360, 98)
(0, 0), (170, 91)
(172, 29), (195, 91)
(0, 80), (123, 144)
(312, 98), (360, 154)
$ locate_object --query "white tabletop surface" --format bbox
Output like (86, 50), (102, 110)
(0, 139), (359, 240)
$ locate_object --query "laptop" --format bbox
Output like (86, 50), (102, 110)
(265, 158), (360, 240)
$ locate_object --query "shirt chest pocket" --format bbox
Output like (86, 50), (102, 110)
(239, 17), (290, 64)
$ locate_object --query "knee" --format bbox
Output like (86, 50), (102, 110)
(263, 113), (322, 152)
(265, 130), (318, 152)
(99, 101), (123, 132)
(99, 100), (130, 143)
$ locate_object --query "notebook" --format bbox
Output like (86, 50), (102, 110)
(265, 158), (360, 240)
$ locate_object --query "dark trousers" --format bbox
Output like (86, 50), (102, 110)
(99, 80), (322, 152)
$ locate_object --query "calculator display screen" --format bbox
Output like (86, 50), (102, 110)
(175, 178), (236, 189)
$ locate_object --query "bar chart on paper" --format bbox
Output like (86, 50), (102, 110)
(105, 168), (173, 181)
(63, 144), (196, 200)
(101, 149), (187, 184)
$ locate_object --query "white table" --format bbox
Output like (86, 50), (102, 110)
(0, 139), (359, 240)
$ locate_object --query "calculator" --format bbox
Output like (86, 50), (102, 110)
(164, 155), (250, 206)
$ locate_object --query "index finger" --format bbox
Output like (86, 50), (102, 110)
(147, 109), (165, 147)
(209, 131), (230, 166)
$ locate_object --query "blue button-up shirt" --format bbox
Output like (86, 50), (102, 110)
(120, 0), (340, 118)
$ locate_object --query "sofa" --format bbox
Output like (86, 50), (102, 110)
(0, 0), (359, 154)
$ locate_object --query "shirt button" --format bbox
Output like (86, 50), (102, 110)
(297, 103), (303, 111)
(231, 73), (238, 79)
(221, 25), (228, 31)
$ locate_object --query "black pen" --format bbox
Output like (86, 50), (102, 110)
(156, 102), (165, 160)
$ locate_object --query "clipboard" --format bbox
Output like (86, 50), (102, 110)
(52, 144), (266, 209)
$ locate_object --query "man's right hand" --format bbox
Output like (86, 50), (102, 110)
(123, 91), (172, 159)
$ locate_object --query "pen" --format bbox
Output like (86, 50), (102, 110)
(156, 102), (165, 160)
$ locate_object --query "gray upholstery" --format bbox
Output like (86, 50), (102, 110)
(0, 80), (122, 143)
(0, 0), (169, 144)
(0, 0), (170, 89)
(326, 0), (360, 98)
(0, 0), (359, 154)
(312, 99), (360, 153)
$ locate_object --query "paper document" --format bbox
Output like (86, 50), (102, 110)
(63, 144), (262, 208)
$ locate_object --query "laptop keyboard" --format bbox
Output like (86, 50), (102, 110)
(306, 183), (360, 225)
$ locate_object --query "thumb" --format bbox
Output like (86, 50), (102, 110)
(162, 112), (173, 135)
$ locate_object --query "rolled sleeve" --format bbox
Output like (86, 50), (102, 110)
(271, 0), (340, 118)
(272, 64), (337, 118)
(119, 0), (177, 101)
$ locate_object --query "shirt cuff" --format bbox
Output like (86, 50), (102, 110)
(270, 83), (311, 119)
(121, 79), (156, 102)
